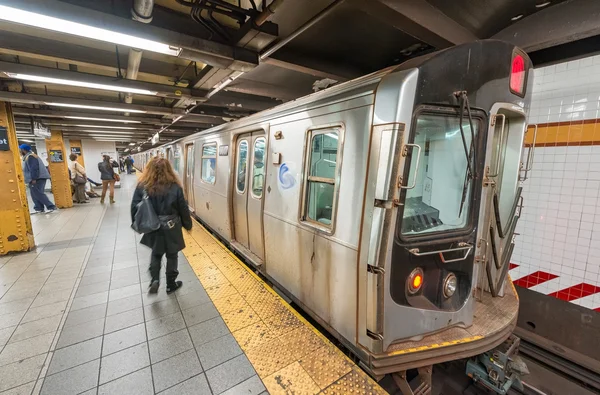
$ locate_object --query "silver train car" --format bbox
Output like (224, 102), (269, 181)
(135, 40), (533, 380)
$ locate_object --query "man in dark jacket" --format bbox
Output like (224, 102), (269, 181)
(19, 144), (57, 214)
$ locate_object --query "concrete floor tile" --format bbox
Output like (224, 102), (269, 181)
(102, 322), (147, 356)
(79, 272), (111, 287)
(108, 283), (141, 302)
(0, 310), (26, 330)
(75, 281), (110, 298)
(182, 302), (220, 327)
(145, 311), (186, 340)
(56, 318), (104, 349)
(98, 366), (154, 395)
(176, 289), (211, 311)
(0, 298), (33, 316)
(152, 349), (203, 393)
(205, 354), (256, 394)
(189, 317), (231, 347)
(70, 291), (108, 311)
(104, 307), (144, 334)
(21, 300), (67, 324)
(9, 314), (61, 343)
(0, 326), (15, 348)
(220, 375), (266, 395)
(143, 298), (181, 321)
(0, 332), (54, 367)
(0, 381), (36, 395)
(157, 374), (211, 395)
(149, 328), (194, 364)
(106, 294), (142, 316)
(41, 358), (100, 395)
(47, 337), (102, 375)
(196, 334), (243, 371)
(30, 288), (73, 309)
(0, 354), (46, 392)
(64, 303), (107, 328)
(99, 342), (150, 384)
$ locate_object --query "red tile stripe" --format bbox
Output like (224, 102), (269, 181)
(595, 308), (600, 312)
(513, 271), (559, 288)
(509, 263), (519, 270)
(549, 283), (600, 302)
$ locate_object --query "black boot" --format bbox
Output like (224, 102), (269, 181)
(148, 280), (159, 294)
(166, 281), (183, 294)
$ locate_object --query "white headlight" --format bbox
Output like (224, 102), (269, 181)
(443, 273), (457, 298)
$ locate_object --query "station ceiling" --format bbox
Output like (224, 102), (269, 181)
(0, 0), (598, 151)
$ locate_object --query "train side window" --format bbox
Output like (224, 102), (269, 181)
(301, 127), (343, 232)
(236, 140), (248, 193)
(251, 138), (266, 198)
(201, 143), (217, 184)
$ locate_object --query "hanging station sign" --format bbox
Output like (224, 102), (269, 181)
(31, 118), (50, 138)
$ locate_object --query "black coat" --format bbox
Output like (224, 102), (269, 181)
(98, 161), (115, 181)
(131, 183), (193, 254)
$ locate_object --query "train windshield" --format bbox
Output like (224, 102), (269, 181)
(401, 114), (479, 236)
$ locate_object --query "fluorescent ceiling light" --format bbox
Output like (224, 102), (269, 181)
(75, 124), (136, 129)
(47, 102), (146, 113)
(20, 139), (34, 142)
(65, 116), (141, 123)
(6, 73), (158, 96)
(129, 143), (136, 146)
(0, 5), (181, 56)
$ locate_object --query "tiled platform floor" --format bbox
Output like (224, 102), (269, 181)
(0, 174), (386, 395)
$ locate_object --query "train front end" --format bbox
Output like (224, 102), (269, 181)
(356, 40), (533, 377)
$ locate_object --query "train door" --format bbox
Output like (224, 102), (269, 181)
(233, 131), (266, 260)
(480, 106), (529, 296)
(184, 143), (195, 210)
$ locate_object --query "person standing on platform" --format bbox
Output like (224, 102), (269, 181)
(131, 158), (192, 294)
(69, 154), (88, 204)
(98, 155), (116, 204)
(19, 144), (57, 214)
(124, 156), (133, 174)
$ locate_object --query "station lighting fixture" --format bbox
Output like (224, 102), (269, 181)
(511, 14), (523, 21)
(74, 125), (136, 130)
(5, 73), (158, 96)
(65, 116), (141, 124)
(536, 1), (551, 7)
(0, 5), (181, 56)
(47, 102), (146, 113)
(129, 143), (136, 146)
(20, 139), (34, 143)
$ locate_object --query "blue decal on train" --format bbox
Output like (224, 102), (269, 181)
(278, 163), (295, 189)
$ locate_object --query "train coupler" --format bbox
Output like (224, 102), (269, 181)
(466, 335), (529, 394)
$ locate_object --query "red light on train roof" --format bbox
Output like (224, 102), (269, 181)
(510, 54), (526, 96)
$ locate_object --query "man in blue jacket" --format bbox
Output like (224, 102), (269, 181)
(19, 144), (57, 214)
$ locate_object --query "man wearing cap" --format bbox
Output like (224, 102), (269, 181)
(19, 144), (57, 214)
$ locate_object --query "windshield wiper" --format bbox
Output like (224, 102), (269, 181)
(455, 91), (477, 217)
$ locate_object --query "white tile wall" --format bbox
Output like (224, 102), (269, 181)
(512, 54), (600, 310)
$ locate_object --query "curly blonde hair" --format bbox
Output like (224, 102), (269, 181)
(138, 158), (181, 195)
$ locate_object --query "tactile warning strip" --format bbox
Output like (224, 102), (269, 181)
(182, 222), (388, 394)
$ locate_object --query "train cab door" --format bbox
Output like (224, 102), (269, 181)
(479, 106), (529, 297)
(232, 131), (266, 262)
(184, 143), (195, 211)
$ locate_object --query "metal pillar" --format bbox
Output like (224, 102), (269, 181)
(47, 130), (73, 209)
(0, 102), (34, 254)
(69, 139), (85, 167)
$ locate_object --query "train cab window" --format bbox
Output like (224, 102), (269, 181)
(401, 114), (480, 236)
(236, 140), (248, 193)
(251, 138), (266, 198)
(301, 127), (343, 231)
(201, 143), (217, 184)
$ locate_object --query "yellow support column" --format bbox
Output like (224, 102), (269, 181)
(46, 130), (73, 209)
(69, 139), (85, 167)
(0, 103), (34, 254)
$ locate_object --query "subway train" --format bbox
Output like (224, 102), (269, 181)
(135, 40), (533, 387)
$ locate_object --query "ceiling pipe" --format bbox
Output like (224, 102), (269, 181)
(259, 0), (345, 61)
(124, 0), (154, 114)
(254, 0), (285, 26)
